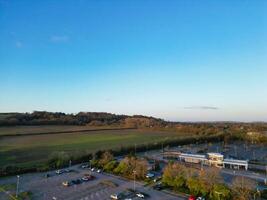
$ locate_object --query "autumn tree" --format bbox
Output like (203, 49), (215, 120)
(113, 155), (148, 179)
(99, 151), (114, 167)
(232, 176), (256, 200)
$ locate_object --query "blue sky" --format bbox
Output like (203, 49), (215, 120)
(0, 0), (267, 121)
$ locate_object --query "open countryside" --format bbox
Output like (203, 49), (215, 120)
(0, 128), (192, 168)
(1, 0), (267, 199)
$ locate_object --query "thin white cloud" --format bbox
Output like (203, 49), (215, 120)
(15, 41), (23, 48)
(50, 35), (69, 43)
(184, 106), (219, 110)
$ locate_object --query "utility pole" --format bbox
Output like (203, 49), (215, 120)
(69, 160), (72, 168)
(16, 175), (20, 198)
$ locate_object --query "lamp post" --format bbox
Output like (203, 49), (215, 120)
(133, 170), (136, 192)
(69, 160), (72, 168)
(16, 175), (20, 198)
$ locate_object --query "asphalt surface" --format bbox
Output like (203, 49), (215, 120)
(0, 166), (186, 200)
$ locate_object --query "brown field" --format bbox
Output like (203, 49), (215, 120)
(0, 125), (128, 136)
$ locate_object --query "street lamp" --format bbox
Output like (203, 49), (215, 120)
(16, 175), (20, 198)
(133, 170), (136, 192)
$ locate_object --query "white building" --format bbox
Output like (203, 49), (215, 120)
(207, 153), (224, 167)
(164, 151), (249, 171)
(179, 153), (208, 164)
(223, 158), (248, 170)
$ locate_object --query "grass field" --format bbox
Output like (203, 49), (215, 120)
(0, 127), (190, 168)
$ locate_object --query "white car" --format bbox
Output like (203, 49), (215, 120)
(110, 194), (119, 199)
(197, 197), (205, 200)
(91, 167), (95, 171)
(97, 169), (102, 173)
(55, 170), (63, 174)
(136, 192), (145, 198)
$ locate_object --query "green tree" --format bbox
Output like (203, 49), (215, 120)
(104, 160), (118, 172)
(210, 184), (231, 200)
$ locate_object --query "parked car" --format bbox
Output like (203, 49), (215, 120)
(71, 179), (82, 185)
(153, 184), (163, 190)
(146, 173), (155, 179)
(62, 181), (72, 187)
(81, 164), (89, 169)
(110, 194), (120, 199)
(55, 170), (63, 174)
(82, 175), (95, 181)
(188, 195), (196, 200)
(97, 169), (102, 173)
(91, 167), (95, 172)
(197, 197), (205, 200)
(136, 192), (145, 198)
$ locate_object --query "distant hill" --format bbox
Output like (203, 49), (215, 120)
(0, 111), (166, 127)
(0, 111), (267, 136)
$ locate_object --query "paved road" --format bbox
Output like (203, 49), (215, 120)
(0, 166), (186, 200)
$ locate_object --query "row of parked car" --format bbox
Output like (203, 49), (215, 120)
(62, 174), (96, 187)
(80, 164), (102, 173)
(110, 189), (148, 200)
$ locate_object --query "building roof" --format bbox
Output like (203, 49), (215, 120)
(207, 153), (224, 157)
(180, 153), (207, 160)
(223, 158), (248, 165)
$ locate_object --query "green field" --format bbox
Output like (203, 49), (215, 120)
(0, 127), (190, 168)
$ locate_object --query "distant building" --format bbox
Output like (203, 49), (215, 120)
(162, 151), (249, 170)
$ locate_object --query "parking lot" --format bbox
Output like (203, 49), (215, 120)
(0, 165), (186, 200)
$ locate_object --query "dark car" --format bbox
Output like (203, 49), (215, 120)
(72, 179), (82, 184)
(153, 184), (163, 190)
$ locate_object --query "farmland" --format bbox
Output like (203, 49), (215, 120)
(0, 126), (192, 169)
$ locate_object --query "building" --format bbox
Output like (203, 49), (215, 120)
(223, 158), (248, 170)
(162, 151), (181, 159)
(207, 153), (224, 167)
(179, 153), (208, 164)
(162, 151), (249, 171)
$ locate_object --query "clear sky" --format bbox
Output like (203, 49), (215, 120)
(0, 0), (267, 122)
